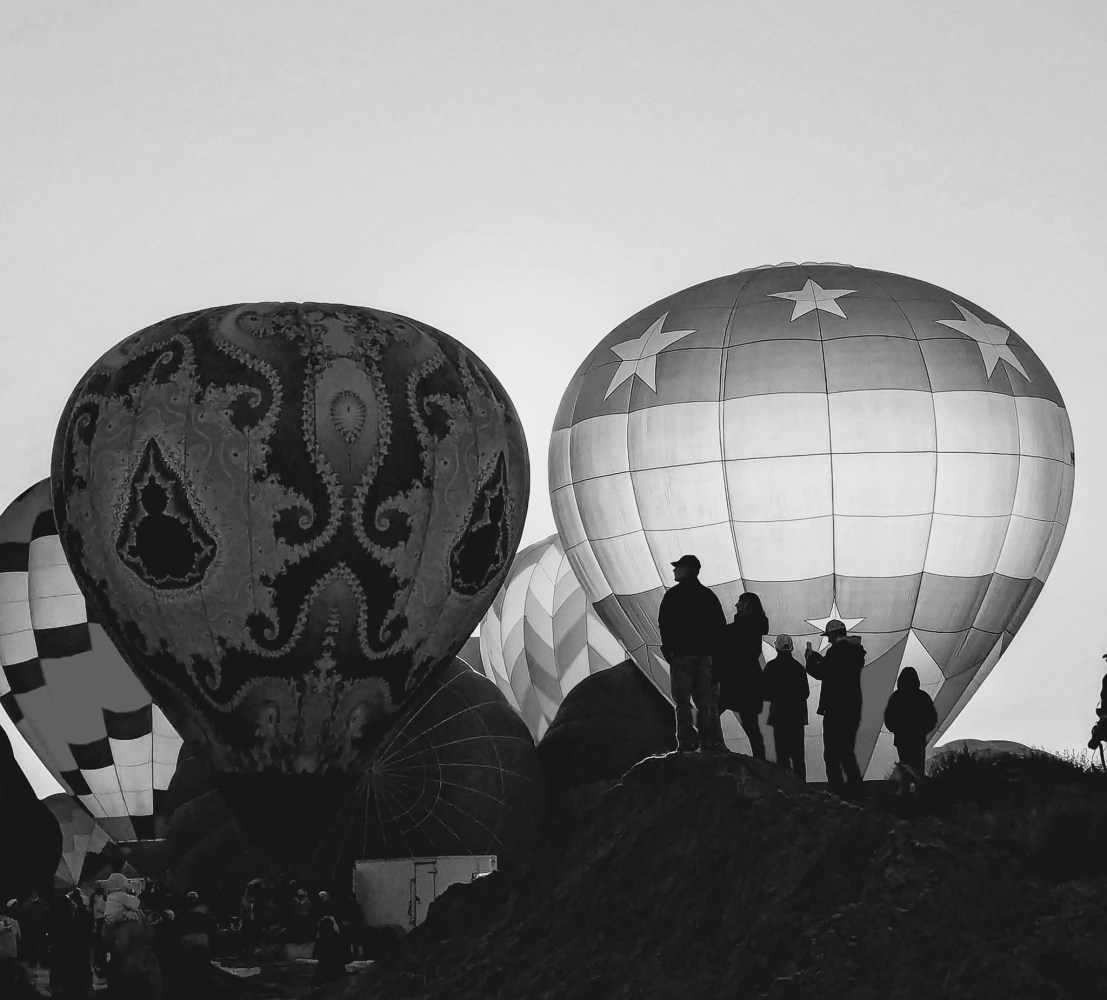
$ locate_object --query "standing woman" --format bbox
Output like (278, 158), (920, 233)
(716, 592), (769, 759)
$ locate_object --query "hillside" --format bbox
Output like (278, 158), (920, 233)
(325, 750), (1107, 1000)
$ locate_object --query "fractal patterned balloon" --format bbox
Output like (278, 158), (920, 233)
(550, 264), (1074, 780)
(478, 533), (626, 740)
(52, 302), (528, 852)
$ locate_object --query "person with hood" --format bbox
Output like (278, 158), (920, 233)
(715, 592), (769, 759)
(101, 873), (142, 929)
(804, 619), (867, 795)
(883, 666), (938, 787)
(312, 914), (349, 984)
(763, 634), (809, 779)
(658, 555), (727, 752)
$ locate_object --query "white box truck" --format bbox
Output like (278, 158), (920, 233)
(352, 855), (497, 932)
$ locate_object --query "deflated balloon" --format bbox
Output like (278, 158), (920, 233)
(0, 480), (183, 841)
(550, 263), (1074, 779)
(51, 303), (528, 855)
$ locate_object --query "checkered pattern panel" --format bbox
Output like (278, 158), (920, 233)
(480, 534), (627, 741)
(550, 264), (1074, 780)
(0, 479), (184, 839)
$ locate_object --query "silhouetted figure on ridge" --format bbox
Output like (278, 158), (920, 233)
(804, 619), (867, 796)
(658, 555), (726, 753)
(883, 666), (937, 790)
(1087, 656), (1107, 762)
(763, 634), (809, 780)
(716, 592), (768, 760)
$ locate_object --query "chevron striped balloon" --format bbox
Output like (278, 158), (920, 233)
(0, 480), (183, 841)
(479, 534), (627, 740)
(550, 263), (1074, 779)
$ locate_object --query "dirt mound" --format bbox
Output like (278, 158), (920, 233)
(325, 752), (1107, 999)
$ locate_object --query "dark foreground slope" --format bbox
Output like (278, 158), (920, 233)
(325, 751), (1107, 1000)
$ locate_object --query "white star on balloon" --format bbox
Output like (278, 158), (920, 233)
(935, 302), (1031, 381)
(804, 601), (866, 653)
(770, 279), (857, 321)
(604, 313), (697, 400)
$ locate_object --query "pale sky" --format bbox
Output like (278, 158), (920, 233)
(2, 1), (1105, 775)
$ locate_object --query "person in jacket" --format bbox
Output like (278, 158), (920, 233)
(763, 634), (809, 779)
(883, 666), (938, 787)
(101, 873), (142, 929)
(0, 901), (21, 988)
(804, 619), (866, 795)
(313, 914), (349, 984)
(658, 554), (727, 752)
(716, 592), (769, 759)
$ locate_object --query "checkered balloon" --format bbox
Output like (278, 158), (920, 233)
(0, 480), (183, 840)
(478, 533), (627, 741)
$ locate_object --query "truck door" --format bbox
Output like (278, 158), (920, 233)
(412, 860), (437, 926)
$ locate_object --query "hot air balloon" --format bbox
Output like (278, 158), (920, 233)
(0, 480), (183, 841)
(52, 303), (528, 857)
(303, 658), (547, 890)
(550, 263), (1073, 779)
(45, 795), (113, 887)
(479, 533), (626, 740)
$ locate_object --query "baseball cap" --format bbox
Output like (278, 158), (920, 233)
(670, 554), (701, 570)
(821, 619), (847, 636)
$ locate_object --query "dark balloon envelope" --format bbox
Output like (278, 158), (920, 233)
(0, 724), (62, 896)
(51, 302), (529, 858)
(303, 659), (547, 889)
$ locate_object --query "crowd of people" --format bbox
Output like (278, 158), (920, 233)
(0, 873), (368, 996)
(658, 553), (938, 795)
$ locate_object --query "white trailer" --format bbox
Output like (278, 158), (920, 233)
(352, 855), (497, 932)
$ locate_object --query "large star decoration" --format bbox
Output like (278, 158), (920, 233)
(770, 278), (857, 321)
(604, 313), (696, 400)
(935, 302), (1030, 381)
(804, 601), (866, 653)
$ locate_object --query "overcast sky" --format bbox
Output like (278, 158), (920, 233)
(2, 1), (1105, 779)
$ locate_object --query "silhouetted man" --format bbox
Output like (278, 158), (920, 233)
(658, 555), (726, 752)
(804, 619), (866, 795)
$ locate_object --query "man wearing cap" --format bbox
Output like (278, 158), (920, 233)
(658, 555), (727, 752)
(804, 619), (867, 795)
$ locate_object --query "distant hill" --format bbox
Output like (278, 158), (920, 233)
(931, 738), (1037, 759)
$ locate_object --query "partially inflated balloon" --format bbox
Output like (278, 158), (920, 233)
(45, 794), (113, 886)
(479, 533), (626, 740)
(550, 264), (1073, 779)
(52, 303), (528, 855)
(0, 481), (183, 841)
(303, 659), (547, 888)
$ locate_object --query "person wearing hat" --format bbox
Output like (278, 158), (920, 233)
(763, 634), (810, 779)
(658, 554), (727, 752)
(716, 592), (769, 760)
(804, 619), (867, 795)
